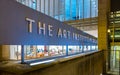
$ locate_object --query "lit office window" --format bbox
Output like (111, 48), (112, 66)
(68, 46), (80, 54)
(91, 45), (96, 50)
(83, 46), (87, 51)
(48, 45), (66, 56)
(36, 45), (46, 58)
(10, 45), (21, 60)
(79, 46), (83, 52)
(24, 45), (37, 59)
(24, 45), (49, 59)
(88, 46), (91, 51)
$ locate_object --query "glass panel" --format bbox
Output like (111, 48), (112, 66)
(88, 46), (91, 51)
(65, 0), (71, 20)
(48, 45), (65, 56)
(68, 45), (79, 54)
(10, 45), (21, 60)
(79, 0), (83, 19)
(32, 0), (37, 9)
(36, 45), (48, 58)
(54, 0), (59, 20)
(91, 45), (96, 50)
(91, 0), (96, 17)
(110, 45), (120, 72)
(45, 0), (49, 15)
(84, 0), (90, 18)
(59, 0), (65, 21)
(50, 0), (54, 17)
(24, 45), (37, 59)
(79, 46), (83, 52)
(36, 0), (40, 11)
(41, 0), (45, 13)
(71, 0), (76, 20)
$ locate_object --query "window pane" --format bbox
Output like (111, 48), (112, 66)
(84, 0), (90, 18)
(48, 45), (65, 56)
(10, 45), (21, 60)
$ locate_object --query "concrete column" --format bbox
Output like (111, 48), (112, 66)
(98, 0), (110, 74)
(98, 0), (110, 50)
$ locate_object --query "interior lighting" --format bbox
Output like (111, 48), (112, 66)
(30, 59), (55, 66)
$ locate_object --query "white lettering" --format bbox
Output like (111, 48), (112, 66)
(63, 30), (67, 38)
(38, 22), (45, 35)
(73, 33), (75, 39)
(48, 25), (53, 36)
(58, 28), (62, 38)
(67, 31), (70, 39)
(26, 18), (35, 33)
(75, 33), (78, 40)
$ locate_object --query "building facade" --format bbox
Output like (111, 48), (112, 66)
(0, 0), (97, 63)
(16, 0), (98, 21)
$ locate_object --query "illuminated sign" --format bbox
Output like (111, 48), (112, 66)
(25, 17), (94, 41)
(0, 0), (97, 45)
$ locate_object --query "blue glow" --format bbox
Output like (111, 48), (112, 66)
(65, 0), (98, 21)
(30, 59), (55, 66)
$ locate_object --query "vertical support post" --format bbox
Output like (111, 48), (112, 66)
(66, 45), (68, 56)
(70, 0), (72, 20)
(21, 45), (25, 64)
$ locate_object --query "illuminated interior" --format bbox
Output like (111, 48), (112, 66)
(16, 0), (98, 21)
(9, 45), (97, 60)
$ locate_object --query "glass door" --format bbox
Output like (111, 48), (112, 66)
(110, 43), (120, 72)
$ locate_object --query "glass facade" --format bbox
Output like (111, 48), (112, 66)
(9, 45), (97, 60)
(16, 0), (98, 21)
(108, 11), (120, 72)
(10, 45), (21, 60)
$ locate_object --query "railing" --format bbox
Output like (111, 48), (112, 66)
(0, 51), (104, 75)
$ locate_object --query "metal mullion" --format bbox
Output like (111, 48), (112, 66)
(53, 0), (55, 18)
(70, 0), (72, 20)
(39, 0), (41, 12)
(83, 0), (84, 20)
(48, 0), (50, 16)
(90, 0), (91, 18)
(76, 0), (78, 20)
(90, 0), (92, 26)
(79, 0), (81, 19)
(64, 0), (66, 21)
(35, 0), (37, 10)
(44, 0), (45, 14)
(58, 0), (60, 20)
